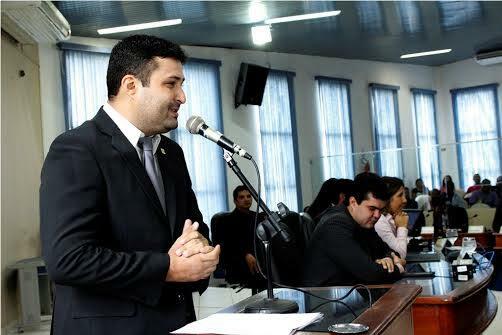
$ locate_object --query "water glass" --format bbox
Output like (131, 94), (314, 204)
(461, 237), (477, 258)
(445, 229), (458, 246)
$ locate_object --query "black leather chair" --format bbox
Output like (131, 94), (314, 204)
(255, 211), (311, 287)
(446, 206), (469, 232)
(210, 211), (232, 279)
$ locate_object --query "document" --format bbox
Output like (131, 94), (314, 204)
(172, 312), (323, 335)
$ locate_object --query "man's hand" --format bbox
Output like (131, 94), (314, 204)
(394, 212), (409, 229)
(165, 245), (220, 282)
(173, 219), (210, 258)
(391, 252), (406, 266)
(245, 253), (259, 275)
(165, 219), (220, 282)
(376, 257), (395, 273)
(391, 252), (405, 273)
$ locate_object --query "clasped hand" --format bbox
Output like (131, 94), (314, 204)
(165, 219), (220, 282)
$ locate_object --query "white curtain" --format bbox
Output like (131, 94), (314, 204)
(316, 78), (354, 179)
(452, 85), (501, 189)
(172, 61), (228, 222)
(63, 49), (109, 128)
(413, 91), (441, 189)
(63, 49), (227, 223)
(370, 86), (403, 177)
(258, 71), (300, 211)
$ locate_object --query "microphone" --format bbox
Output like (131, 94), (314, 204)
(186, 116), (252, 159)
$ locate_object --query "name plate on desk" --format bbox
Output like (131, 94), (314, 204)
(467, 225), (485, 233)
(421, 227), (434, 234)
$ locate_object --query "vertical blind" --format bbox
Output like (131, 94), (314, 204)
(451, 84), (501, 189)
(370, 85), (403, 177)
(62, 48), (227, 223)
(258, 70), (301, 211)
(315, 77), (354, 179)
(412, 89), (441, 189)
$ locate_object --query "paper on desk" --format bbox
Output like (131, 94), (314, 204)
(171, 312), (323, 335)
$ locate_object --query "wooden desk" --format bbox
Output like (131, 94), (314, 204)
(219, 285), (421, 335)
(494, 233), (502, 250)
(398, 257), (497, 335)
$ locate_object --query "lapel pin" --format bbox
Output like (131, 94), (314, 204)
(160, 148), (166, 155)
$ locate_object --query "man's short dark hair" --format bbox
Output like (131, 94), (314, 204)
(233, 185), (250, 201)
(107, 35), (187, 99)
(344, 172), (389, 205)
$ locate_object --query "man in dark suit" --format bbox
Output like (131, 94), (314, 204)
(40, 35), (220, 335)
(303, 173), (404, 287)
(211, 186), (265, 291)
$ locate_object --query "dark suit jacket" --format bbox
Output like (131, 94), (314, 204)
(211, 209), (257, 283)
(40, 109), (209, 335)
(302, 206), (402, 287)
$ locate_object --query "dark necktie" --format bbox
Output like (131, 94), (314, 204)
(138, 136), (166, 214)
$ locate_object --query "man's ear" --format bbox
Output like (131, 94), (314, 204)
(121, 75), (139, 98)
(348, 196), (357, 207)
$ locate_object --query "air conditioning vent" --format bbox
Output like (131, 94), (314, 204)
(474, 50), (502, 66)
(1, 1), (70, 43)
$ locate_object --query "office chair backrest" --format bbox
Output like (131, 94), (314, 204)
(447, 206), (469, 232)
(255, 211), (309, 287)
(210, 211), (232, 279)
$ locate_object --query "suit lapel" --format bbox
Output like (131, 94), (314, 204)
(93, 109), (167, 220)
(157, 139), (177, 233)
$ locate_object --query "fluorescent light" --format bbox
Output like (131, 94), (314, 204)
(264, 10), (341, 24)
(251, 25), (271, 45)
(400, 48), (452, 59)
(97, 19), (182, 35)
(249, 1), (267, 22)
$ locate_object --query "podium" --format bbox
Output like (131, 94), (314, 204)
(219, 285), (421, 335)
(9, 257), (52, 332)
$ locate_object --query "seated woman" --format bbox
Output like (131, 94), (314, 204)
(306, 178), (353, 224)
(375, 177), (409, 259)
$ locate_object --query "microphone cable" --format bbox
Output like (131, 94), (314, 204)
(251, 156), (267, 280)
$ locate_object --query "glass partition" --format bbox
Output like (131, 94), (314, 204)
(309, 138), (502, 198)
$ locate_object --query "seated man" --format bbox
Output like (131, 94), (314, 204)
(303, 173), (404, 287)
(469, 179), (499, 208)
(211, 185), (265, 291)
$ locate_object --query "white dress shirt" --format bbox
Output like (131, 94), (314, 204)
(102, 102), (163, 175)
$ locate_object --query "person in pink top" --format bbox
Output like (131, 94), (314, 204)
(375, 177), (409, 259)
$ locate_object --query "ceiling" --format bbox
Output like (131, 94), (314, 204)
(55, 1), (502, 66)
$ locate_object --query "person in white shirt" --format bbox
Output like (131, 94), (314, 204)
(375, 177), (409, 259)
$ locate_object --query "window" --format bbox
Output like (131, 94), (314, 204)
(451, 84), (501, 189)
(258, 70), (301, 211)
(412, 89), (441, 189)
(62, 47), (227, 222)
(171, 60), (228, 222)
(369, 84), (402, 177)
(315, 76), (354, 179)
(62, 48), (109, 129)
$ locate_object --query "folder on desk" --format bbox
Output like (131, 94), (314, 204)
(172, 312), (323, 335)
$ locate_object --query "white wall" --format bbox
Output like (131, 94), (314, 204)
(434, 58), (502, 188)
(1, 33), (44, 328)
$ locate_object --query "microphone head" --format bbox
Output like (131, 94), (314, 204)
(186, 116), (205, 134)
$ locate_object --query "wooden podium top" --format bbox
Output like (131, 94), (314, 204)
(397, 255), (497, 335)
(398, 258), (493, 303)
(219, 284), (421, 335)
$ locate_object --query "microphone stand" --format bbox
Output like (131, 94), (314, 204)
(223, 150), (299, 313)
